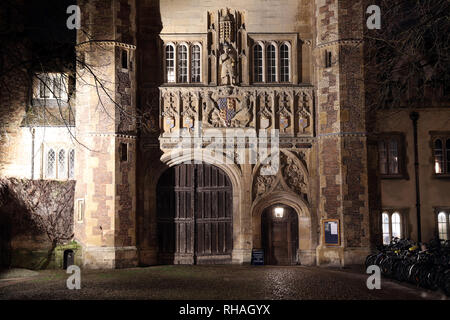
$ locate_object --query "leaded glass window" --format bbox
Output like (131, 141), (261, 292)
(280, 43), (290, 82)
(266, 44), (276, 83)
(177, 45), (188, 83)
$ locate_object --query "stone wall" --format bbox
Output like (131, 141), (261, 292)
(74, 0), (137, 268)
(315, 0), (370, 265)
(376, 108), (450, 243)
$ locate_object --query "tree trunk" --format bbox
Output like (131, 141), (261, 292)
(37, 239), (57, 270)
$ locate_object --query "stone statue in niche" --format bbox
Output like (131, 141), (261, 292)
(220, 42), (237, 86)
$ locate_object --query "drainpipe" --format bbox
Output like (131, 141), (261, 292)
(410, 111), (421, 243)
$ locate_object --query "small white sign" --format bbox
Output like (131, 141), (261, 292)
(330, 222), (338, 235)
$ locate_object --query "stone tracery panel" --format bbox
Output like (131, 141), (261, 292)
(159, 86), (313, 135)
(252, 150), (310, 202)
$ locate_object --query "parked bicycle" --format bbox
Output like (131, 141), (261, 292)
(365, 238), (450, 296)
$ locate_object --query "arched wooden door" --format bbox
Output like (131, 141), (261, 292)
(157, 164), (233, 264)
(261, 205), (299, 265)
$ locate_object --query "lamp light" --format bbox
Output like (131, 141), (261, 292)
(274, 207), (284, 218)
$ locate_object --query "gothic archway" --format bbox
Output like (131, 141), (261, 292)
(251, 192), (316, 266)
(156, 163), (233, 264)
(261, 204), (299, 265)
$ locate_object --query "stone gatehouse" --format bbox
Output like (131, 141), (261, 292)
(1, 0), (449, 269)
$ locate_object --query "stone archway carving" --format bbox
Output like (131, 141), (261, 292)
(251, 191), (315, 266)
(252, 149), (310, 203)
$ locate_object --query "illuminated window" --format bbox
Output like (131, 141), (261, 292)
(433, 137), (450, 175)
(434, 139), (443, 174)
(39, 74), (51, 98)
(266, 44), (276, 83)
(46, 149), (55, 178)
(378, 134), (405, 177)
(391, 212), (401, 238)
(280, 43), (290, 82)
(191, 45), (201, 83)
(68, 149), (75, 179)
(53, 77), (62, 98)
(253, 44), (263, 82)
(37, 73), (66, 100)
(382, 213), (390, 245)
(165, 45), (175, 83)
(58, 149), (66, 179)
(381, 211), (403, 244)
(438, 211), (448, 241)
(177, 44), (188, 83)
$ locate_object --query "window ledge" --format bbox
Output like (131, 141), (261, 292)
(433, 174), (450, 179)
(380, 174), (408, 180)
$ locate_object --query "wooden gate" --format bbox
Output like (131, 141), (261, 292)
(157, 164), (233, 264)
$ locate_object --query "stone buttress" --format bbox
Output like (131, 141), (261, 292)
(74, 0), (138, 268)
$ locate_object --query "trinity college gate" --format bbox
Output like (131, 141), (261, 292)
(156, 164), (233, 264)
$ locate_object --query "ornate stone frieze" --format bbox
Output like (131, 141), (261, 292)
(159, 86), (313, 135)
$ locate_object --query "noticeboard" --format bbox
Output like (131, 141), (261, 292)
(251, 248), (264, 265)
(323, 219), (340, 246)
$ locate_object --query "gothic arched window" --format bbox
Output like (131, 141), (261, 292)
(177, 44), (188, 83)
(68, 149), (75, 179)
(280, 43), (290, 82)
(438, 211), (448, 241)
(381, 211), (404, 244)
(58, 149), (66, 179)
(382, 213), (390, 245)
(191, 44), (201, 83)
(253, 44), (263, 82)
(266, 44), (276, 83)
(165, 45), (175, 83)
(391, 212), (401, 239)
(46, 149), (55, 178)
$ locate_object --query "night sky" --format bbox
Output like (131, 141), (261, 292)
(25, 0), (77, 44)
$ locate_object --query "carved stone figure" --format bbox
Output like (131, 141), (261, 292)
(202, 92), (222, 127)
(230, 94), (252, 127)
(220, 43), (237, 85)
(254, 174), (275, 199)
(282, 154), (307, 195)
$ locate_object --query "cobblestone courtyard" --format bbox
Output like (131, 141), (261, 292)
(0, 265), (448, 300)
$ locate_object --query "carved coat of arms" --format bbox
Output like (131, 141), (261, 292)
(218, 97), (237, 127)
